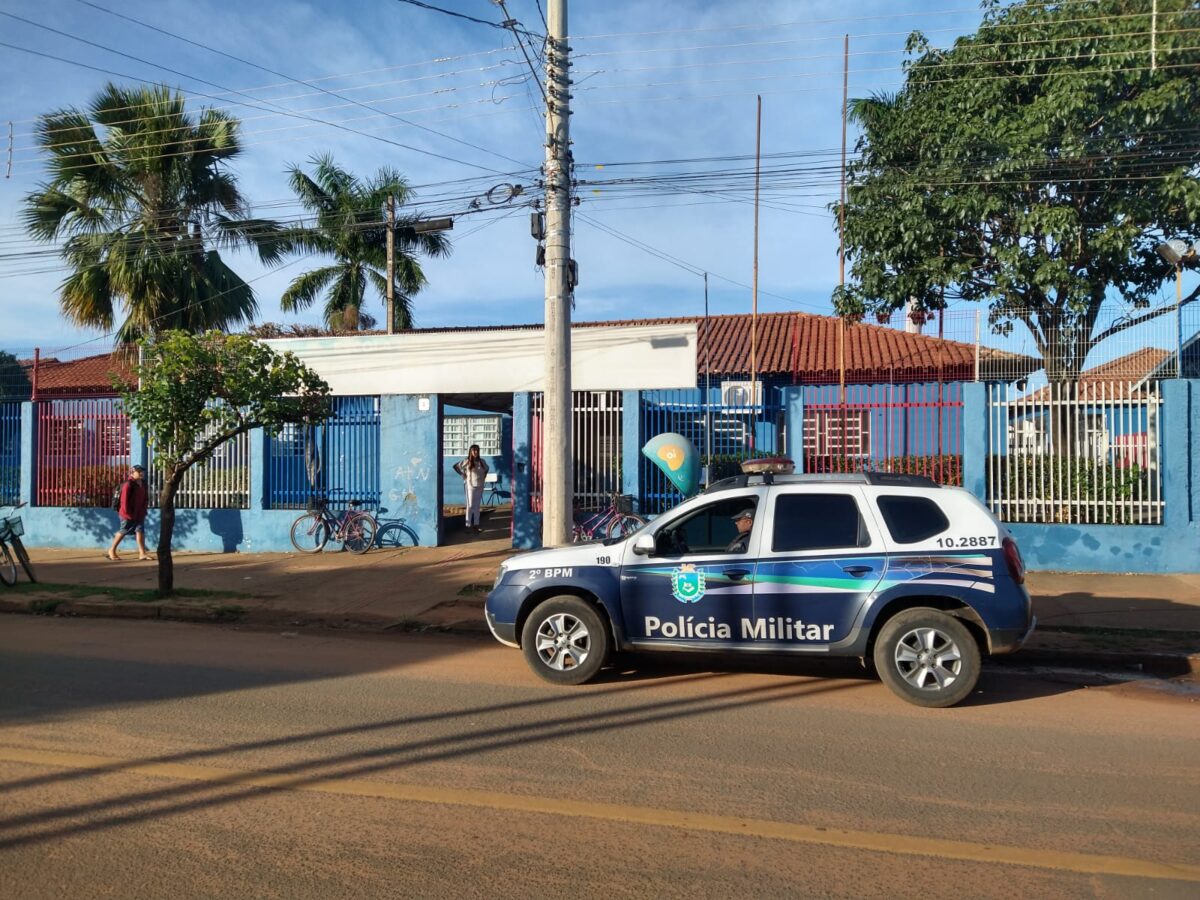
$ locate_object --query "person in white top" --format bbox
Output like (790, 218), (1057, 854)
(454, 444), (490, 533)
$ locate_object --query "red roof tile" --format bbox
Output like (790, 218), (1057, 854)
(1026, 347), (1171, 402)
(406, 312), (1038, 383)
(23, 352), (135, 397)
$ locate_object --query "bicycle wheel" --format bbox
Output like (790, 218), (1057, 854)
(606, 513), (647, 539)
(9, 537), (35, 583)
(342, 512), (377, 555)
(290, 513), (330, 553)
(0, 541), (16, 587)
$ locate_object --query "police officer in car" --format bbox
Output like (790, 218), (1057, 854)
(725, 508), (754, 553)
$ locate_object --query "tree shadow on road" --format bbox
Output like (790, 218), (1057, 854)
(594, 650), (1083, 708)
(0, 669), (869, 850)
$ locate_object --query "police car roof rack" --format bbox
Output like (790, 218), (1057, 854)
(703, 471), (940, 494)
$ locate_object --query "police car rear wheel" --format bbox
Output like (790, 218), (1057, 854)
(873, 609), (980, 708)
(521, 596), (609, 685)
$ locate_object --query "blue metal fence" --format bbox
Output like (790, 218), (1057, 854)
(0, 402), (20, 505)
(640, 388), (785, 514)
(266, 396), (381, 510)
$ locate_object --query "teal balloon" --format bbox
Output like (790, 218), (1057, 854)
(642, 432), (700, 497)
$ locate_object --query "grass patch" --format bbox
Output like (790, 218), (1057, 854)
(10, 582), (252, 604)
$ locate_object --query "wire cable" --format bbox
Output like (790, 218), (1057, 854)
(0, 14), (515, 176)
(69, 0), (534, 171)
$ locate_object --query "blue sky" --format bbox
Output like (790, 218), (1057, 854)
(0, 0), (1185, 364)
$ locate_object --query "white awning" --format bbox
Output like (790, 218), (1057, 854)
(263, 323), (698, 395)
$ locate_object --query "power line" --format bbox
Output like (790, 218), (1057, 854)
(69, 0), (533, 171)
(568, 1), (1140, 40)
(1, 46), (521, 128)
(496, 0), (547, 102)
(576, 213), (824, 311)
(0, 13), (515, 175)
(394, 0), (543, 39)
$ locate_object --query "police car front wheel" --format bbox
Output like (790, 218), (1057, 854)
(873, 609), (981, 708)
(521, 596), (611, 685)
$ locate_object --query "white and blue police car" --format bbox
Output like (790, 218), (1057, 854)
(486, 473), (1035, 707)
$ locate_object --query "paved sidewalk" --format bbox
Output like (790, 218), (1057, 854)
(5, 530), (1199, 674)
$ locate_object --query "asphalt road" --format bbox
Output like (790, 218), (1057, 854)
(0, 617), (1197, 899)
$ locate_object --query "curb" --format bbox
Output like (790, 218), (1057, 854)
(2, 597), (1196, 676)
(0, 596), (244, 623)
(1003, 648), (1200, 678)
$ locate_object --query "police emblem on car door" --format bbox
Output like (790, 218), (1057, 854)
(620, 494), (761, 644)
(671, 564), (706, 603)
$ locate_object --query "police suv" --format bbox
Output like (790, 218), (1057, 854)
(485, 473), (1035, 707)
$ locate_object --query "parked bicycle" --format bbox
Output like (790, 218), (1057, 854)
(0, 502), (36, 586)
(289, 497), (377, 554)
(572, 493), (646, 542)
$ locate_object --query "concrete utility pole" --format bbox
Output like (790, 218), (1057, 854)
(542, 0), (573, 546)
(386, 193), (396, 335)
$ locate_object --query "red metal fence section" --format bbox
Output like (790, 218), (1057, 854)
(801, 383), (964, 485)
(35, 399), (130, 507)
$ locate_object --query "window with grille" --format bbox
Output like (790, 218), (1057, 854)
(803, 410), (871, 456)
(444, 415), (501, 457)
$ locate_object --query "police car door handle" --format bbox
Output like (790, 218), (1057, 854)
(842, 565), (873, 577)
(725, 568), (751, 581)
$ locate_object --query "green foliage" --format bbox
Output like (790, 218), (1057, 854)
(803, 455), (964, 486)
(835, 0), (1200, 376)
(0, 351), (32, 402)
(281, 154), (451, 330)
(991, 454), (1156, 523)
(121, 331), (330, 477)
(40, 463), (127, 507)
(21, 83), (286, 341)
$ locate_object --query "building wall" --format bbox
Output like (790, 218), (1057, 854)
(988, 379), (1199, 573)
(15, 394), (444, 552)
(516, 380), (1200, 574)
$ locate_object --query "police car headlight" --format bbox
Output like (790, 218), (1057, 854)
(493, 563), (509, 590)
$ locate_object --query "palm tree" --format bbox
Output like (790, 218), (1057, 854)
(281, 154), (450, 331)
(21, 83), (286, 342)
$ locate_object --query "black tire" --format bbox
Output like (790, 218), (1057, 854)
(289, 513), (329, 553)
(520, 596), (611, 685)
(606, 513), (647, 539)
(0, 541), (15, 587)
(342, 512), (377, 555)
(10, 537), (35, 583)
(872, 608), (981, 708)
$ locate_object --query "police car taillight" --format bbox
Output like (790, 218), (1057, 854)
(1002, 537), (1025, 585)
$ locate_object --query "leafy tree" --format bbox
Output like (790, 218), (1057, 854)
(0, 352), (32, 402)
(834, 0), (1200, 379)
(120, 331), (330, 594)
(22, 83), (287, 342)
(281, 154), (451, 331)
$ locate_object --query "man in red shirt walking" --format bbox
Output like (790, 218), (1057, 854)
(108, 464), (151, 561)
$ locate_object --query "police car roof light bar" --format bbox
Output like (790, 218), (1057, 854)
(703, 471), (940, 495)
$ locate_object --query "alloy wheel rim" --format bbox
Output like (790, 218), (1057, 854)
(534, 613), (590, 671)
(894, 626), (962, 691)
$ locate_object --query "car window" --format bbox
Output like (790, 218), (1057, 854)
(772, 493), (869, 553)
(655, 497), (758, 556)
(876, 495), (950, 544)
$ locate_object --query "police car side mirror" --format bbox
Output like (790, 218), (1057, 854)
(632, 534), (656, 556)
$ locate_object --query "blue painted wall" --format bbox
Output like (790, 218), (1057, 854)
(512, 392), (539, 550)
(441, 405), (512, 507)
(16, 394), (445, 553)
(13, 380), (1200, 573)
(1001, 379), (1200, 573)
(381, 394), (442, 548)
